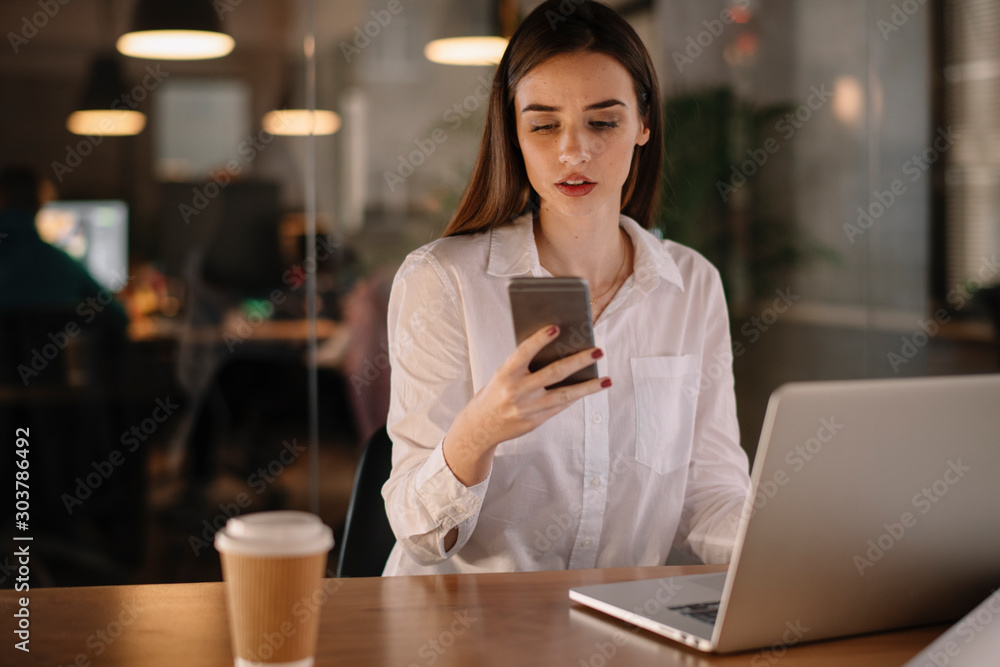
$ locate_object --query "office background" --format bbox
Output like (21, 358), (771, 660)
(0, 0), (996, 587)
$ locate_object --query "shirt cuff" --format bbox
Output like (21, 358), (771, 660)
(414, 441), (490, 531)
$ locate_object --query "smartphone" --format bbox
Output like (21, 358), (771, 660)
(508, 277), (598, 389)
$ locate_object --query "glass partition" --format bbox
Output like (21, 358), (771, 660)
(0, 0), (994, 587)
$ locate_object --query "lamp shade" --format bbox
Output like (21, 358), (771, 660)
(67, 54), (146, 136)
(424, 0), (513, 66)
(424, 36), (508, 66)
(261, 60), (340, 137)
(262, 109), (340, 136)
(117, 0), (234, 60)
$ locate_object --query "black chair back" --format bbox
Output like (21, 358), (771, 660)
(336, 425), (396, 577)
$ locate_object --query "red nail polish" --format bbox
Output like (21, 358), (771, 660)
(591, 349), (604, 359)
(601, 378), (612, 388)
(547, 326), (558, 337)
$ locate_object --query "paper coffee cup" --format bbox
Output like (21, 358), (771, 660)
(215, 511), (334, 667)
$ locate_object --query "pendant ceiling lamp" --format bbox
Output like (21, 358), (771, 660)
(67, 54), (146, 136)
(424, 36), (509, 66)
(117, 0), (234, 61)
(262, 109), (340, 137)
(425, 0), (515, 66)
(262, 52), (339, 137)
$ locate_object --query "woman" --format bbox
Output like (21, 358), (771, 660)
(381, 0), (750, 576)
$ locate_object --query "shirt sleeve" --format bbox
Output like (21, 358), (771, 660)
(673, 263), (751, 564)
(380, 249), (491, 566)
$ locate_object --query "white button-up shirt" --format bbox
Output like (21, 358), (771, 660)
(381, 212), (750, 576)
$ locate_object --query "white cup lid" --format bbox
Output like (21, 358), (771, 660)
(214, 511), (334, 557)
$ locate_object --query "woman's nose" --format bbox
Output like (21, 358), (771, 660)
(559, 125), (591, 165)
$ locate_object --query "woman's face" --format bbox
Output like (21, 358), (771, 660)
(514, 50), (650, 223)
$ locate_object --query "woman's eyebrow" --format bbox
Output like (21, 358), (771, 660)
(520, 103), (559, 113)
(584, 98), (626, 111)
(519, 99), (627, 113)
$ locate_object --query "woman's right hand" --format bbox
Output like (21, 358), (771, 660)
(441, 324), (612, 487)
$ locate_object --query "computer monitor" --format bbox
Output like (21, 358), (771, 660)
(35, 200), (129, 292)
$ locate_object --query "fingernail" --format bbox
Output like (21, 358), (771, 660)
(547, 326), (558, 337)
(601, 378), (612, 388)
(591, 349), (604, 359)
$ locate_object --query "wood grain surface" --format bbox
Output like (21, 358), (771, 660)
(1, 564), (944, 666)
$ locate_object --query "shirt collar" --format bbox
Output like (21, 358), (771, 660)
(485, 211), (685, 292)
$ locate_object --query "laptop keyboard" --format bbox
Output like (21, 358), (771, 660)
(668, 601), (720, 625)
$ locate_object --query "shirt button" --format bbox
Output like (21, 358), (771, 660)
(590, 477), (601, 487)
(592, 413), (603, 424)
(581, 537), (592, 547)
(455, 504), (465, 514)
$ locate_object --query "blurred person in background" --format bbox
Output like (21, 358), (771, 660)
(0, 164), (127, 329)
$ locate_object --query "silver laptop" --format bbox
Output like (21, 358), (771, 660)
(903, 589), (1000, 667)
(570, 374), (1000, 653)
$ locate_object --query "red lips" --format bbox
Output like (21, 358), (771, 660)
(556, 173), (596, 197)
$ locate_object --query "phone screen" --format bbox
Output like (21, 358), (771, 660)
(508, 277), (598, 388)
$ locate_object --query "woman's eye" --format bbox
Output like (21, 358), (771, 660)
(591, 120), (619, 130)
(530, 124), (555, 133)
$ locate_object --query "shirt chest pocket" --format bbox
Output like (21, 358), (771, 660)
(630, 354), (701, 475)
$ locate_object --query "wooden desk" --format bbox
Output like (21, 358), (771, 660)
(2, 565), (944, 666)
(128, 315), (341, 345)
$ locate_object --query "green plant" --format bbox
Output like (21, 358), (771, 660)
(657, 88), (835, 303)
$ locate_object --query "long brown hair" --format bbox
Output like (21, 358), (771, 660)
(442, 0), (662, 237)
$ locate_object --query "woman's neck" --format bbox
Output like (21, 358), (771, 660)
(533, 203), (632, 321)
(533, 203), (628, 287)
